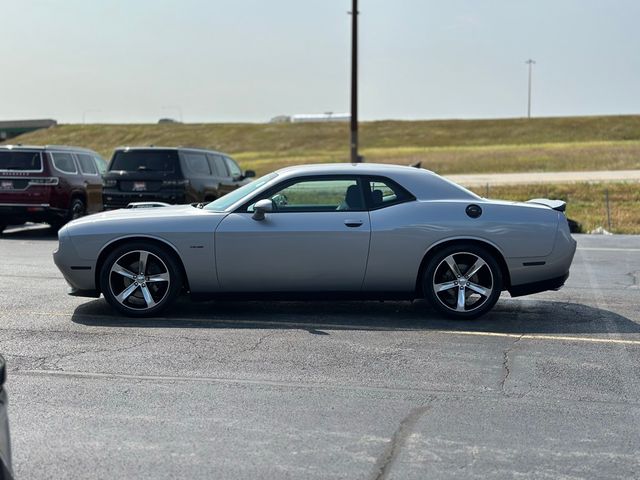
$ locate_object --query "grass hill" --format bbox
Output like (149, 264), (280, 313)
(5, 115), (640, 232)
(4, 115), (640, 176)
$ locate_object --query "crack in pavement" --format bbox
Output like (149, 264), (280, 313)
(370, 401), (433, 480)
(238, 331), (282, 354)
(10, 338), (155, 372)
(500, 334), (524, 396)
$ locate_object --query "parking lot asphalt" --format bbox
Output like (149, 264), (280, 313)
(0, 224), (639, 479)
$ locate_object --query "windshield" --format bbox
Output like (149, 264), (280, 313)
(205, 172), (278, 211)
(0, 151), (42, 171)
(110, 150), (178, 172)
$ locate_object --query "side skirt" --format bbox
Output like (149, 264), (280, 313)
(190, 291), (418, 302)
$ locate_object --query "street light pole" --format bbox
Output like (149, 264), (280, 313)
(350, 0), (360, 162)
(526, 59), (536, 119)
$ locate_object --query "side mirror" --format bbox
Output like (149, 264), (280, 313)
(244, 170), (256, 179)
(252, 199), (273, 221)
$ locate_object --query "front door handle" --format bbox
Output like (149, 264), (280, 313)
(344, 220), (364, 228)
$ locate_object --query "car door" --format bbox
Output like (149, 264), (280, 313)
(207, 154), (237, 197)
(215, 176), (371, 292)
(74, 153), (103, 213)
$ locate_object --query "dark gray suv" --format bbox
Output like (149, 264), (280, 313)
(102, 147), (255, 209)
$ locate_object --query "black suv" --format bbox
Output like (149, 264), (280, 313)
(102, 147), (255, 209)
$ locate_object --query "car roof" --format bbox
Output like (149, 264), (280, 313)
(113, 146), (226, 155)
(275, 162), (435, 176)
(0, 144), (100, 154)
(256, 163), (479, 203)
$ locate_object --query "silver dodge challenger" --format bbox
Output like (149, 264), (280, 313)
(54, 163), (577, 319)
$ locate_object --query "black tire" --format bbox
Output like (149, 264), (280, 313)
(68, 197), (86, 221)
(49, 198), (86, 231)
(100, 241), (184, 317)
(423, 244), (503, 320)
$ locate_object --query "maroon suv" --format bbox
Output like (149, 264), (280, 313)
(0, 145), (107, 233)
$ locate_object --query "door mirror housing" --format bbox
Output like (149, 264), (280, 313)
(243, 170), (256, 179)
(252, 199), (273, 221)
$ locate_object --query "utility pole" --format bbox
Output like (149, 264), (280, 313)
(349, 0), (360, 162)
(525, 59), (536, 119)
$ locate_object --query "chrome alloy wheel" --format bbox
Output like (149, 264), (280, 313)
(432, 252), (494, 313)
(108, 250), (171, 310)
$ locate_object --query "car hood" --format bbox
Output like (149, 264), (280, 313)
(67, 204), (203, 226)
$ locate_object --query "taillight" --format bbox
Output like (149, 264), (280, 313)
(161, 179), (189, 187)
(28, 177), (59, 186)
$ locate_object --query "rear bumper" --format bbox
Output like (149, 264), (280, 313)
(508, 271), (569, 297)
(0, 203), (64, 224)
(103, 191), (186, 209)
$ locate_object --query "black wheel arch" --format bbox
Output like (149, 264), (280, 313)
(415, 238), (511, 297)
(95, 236), (190, 294)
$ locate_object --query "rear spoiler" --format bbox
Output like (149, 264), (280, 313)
(526, 198), (566, 212)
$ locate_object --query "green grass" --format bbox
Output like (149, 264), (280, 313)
(472, 182), (640, 234)
(4, 115), (640, 176)
(5, 115), (640, 232)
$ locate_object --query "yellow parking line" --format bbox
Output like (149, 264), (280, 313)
(437, 330), (640, 345)
(577, 247), (640, 252)
(12, 311), (640, 346)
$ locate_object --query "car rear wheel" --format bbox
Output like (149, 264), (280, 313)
(100, 242), (183, 317)
(423, 244), (503, 319)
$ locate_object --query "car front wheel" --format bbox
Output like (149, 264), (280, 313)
(100, 242), (183, 317)
(423, 244), (503, 319)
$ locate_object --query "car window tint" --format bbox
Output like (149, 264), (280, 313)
(93, 155), (108, 174)
(184, 153), (211, 175)
(367, 178), (412, 208)
(208, 154), (228, 177)
(51, 152), (77, 174)
(76, 153), (98, 175)
(252, 178), (364, 212)
(225, 156), (242, 178)
(0, 151), (42, 171)
(110, 150), (177, 172)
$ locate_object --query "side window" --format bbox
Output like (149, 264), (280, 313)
(184, 153), (211, 175)
(51, 152), (77, 174)
(250, 178), (365, 212)
(76, 153), (98, 175)
(208, 154), (228, 177)
(93, 155), (108, 175)
(367, 178), (413, 208)
(225, 156), (242, 178)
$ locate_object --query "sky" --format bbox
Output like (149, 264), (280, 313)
(1, 0), (639, 123)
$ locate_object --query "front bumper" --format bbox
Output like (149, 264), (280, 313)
(53, 227), (98, 294)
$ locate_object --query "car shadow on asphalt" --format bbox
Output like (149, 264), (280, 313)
(71, 296), (640, 336)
